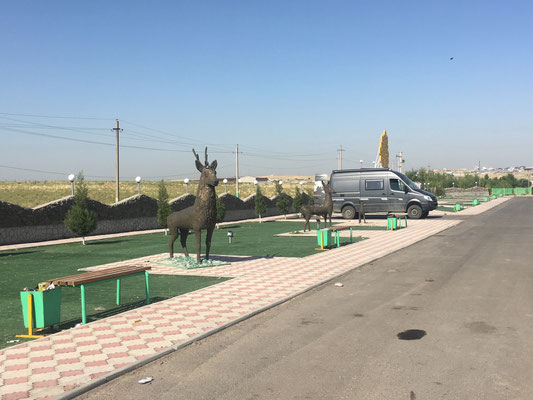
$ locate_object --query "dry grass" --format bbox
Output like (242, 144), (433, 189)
(0, 180), (315, 208)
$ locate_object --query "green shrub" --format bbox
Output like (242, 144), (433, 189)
(293, 187), (303, 212)
(157, 180), (172, 228)
(64, 172), (97, 244)
(216, 197), (226, 223)
(275, 181), (290, 217)
(255, 185), (268, 222)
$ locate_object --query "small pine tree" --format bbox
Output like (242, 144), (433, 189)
(255, 185), (268, 223)
(275, 182), (290, 218)
(64, 172), (97, 245)
(157, 180), (173, 235)
(307, 190), (315, 205)
(216, 197), (226, 226)
(293, 187), (303, 213)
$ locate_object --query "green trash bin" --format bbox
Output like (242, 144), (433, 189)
(472, 199), (479, 206)
(316, 229), (332, 247)
(20, 288), (62, 329)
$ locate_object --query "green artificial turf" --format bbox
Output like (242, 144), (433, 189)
(1, 221), (350, 348)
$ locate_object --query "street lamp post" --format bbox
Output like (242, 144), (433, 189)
(223, 178), (228, 193)
(135, 176), (142, 195)
(68, 174), (76, 196)
(360, 160), (363, 169)
(184, 178), (190, 194)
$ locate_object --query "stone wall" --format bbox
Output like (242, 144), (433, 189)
(0, 192), (310, 245)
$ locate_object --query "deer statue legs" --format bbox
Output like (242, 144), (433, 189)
(168, 227), (214, 263)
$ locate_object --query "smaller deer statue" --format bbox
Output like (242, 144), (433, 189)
(301, 181), (334, 231)
(358, 201), (366, 223)
(167, 148), (218, 263)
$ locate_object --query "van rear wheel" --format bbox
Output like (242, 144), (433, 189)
(407, 204), (423, 219)
(342, 205), (356, 219)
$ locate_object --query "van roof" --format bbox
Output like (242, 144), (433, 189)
(331, 168), (393, 173)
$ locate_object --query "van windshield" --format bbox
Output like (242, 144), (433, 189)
(396, 172), (420, 191)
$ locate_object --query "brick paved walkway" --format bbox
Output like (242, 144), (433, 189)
(0, 198), (507, 400)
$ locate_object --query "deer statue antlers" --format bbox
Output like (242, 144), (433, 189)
(193, 147), (212, 171)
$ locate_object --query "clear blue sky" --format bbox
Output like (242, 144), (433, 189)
(1, 1), (532, 181)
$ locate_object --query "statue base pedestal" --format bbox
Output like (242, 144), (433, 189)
(152, 256), (229, 270)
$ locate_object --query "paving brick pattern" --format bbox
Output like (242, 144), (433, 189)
(0, 198), (508, 399)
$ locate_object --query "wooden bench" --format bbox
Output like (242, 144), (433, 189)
(386, 213), (408, 230)
(329, 225), (355, 247)
(47, 265), (151, 324)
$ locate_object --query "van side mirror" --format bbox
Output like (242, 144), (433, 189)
(404, 187), (409, 193)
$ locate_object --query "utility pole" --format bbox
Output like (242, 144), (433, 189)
(396, 152), (404, 172)
(113, 119), (122, 203)
(337, 145), (345, 170)
(235, 144), (240, 198)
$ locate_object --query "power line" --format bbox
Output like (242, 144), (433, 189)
(0, 127), (191, 152)
(238, 143), (331, 157)
(0, 164), (67, 176)
(120, 119), (235, 150)
(0, 112), (114, 121)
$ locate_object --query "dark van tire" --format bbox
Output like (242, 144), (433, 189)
(342, 205), (356, 219)
(407, 204), (423, 219)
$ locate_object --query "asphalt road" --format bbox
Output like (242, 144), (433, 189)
(78, 197), (533, 400)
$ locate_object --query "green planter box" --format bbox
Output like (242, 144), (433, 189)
(316, 229), (332, 247)
(20, 289), (62, 329)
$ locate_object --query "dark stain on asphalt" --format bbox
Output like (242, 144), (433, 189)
(410, 390), (416, 399)
(300, 318), (323, 326)
(397, 329), (427, 340)
(392, 306), (419, 311)
(425, 278), (434, 282)
(465, 321), (497, 334)
(353, 313), (364, 317)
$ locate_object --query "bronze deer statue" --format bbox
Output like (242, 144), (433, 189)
(167, 148), (218, 262)
(301, 181), (334, 231)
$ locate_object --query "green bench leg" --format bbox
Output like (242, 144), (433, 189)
(335, 232), (340, 247)
(350, 228), (353, 243)
(116, 279), (121, 305)
(81, 284), (86, 324)
(145, 271), (150, 305)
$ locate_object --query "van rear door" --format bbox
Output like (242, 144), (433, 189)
(330, 172), (360, 211)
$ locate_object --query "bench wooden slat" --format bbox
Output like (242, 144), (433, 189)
(329, 225), (354, 232)
(47, 265), (151, 286)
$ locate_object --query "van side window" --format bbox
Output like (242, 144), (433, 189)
(365, 180), (384, 190)
(390, 178), (405, 192)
